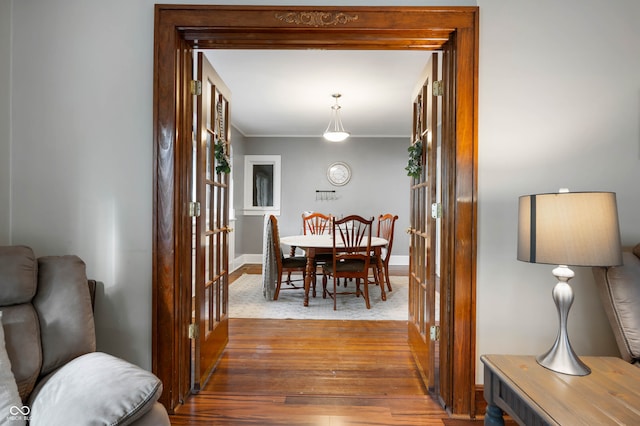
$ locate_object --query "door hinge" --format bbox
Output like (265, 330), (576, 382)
(432, 80), (444, 96)
(190, 80), (202, 96)
(430, 325), (440, 341)
(189, 201), (201, 217)
(431, 203), (442, 219)
(188, 323), (199, 339)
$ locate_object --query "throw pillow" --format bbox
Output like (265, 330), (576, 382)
(0, 311), (27, 426)
(28, 352), (162, 426)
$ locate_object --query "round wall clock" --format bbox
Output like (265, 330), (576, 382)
(327, 162), (351, 186)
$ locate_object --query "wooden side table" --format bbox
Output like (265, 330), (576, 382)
(481, 354), (640, 425)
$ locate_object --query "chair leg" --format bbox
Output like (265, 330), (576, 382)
(322, 273), (328, 299)
(383, 261), (392, 292)
(333, 276), (337, 310)
(312, 266), (317, 298)
(362, 279), (371, 309)
(371, 265), (380, 286)
(273, 274), (282, 300)
(286, 246), (297, 285)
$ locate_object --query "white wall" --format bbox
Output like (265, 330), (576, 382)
(9, 0), (156, 366)
(4, 0), (640, 382)
(0, 0), (11, 244)
(476, 0), (640, 380)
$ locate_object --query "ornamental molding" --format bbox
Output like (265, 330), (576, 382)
(275, 11), (359, 27)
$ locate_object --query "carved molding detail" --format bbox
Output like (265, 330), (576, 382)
(275, 11), (359, 27)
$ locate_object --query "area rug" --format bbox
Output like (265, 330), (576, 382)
(229, 274), (408, 321)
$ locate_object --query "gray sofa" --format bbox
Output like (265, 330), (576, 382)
(592, 243), (640, 366)
(0, 246), (170, 425)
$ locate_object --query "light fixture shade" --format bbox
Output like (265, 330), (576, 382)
(518, 191), (622, 267)
(323, 93), (350, 142)
(323, 130), (350, 142)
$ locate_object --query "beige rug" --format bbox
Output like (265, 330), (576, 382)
(229, 274), (408, 321)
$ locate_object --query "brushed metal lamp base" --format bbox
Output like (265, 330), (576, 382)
(536, 265), (591, 376)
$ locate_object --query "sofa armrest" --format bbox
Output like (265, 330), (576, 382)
(87, 279), (96, 311)
(130, 402), (171, 426)
(28, 352), (166, 426)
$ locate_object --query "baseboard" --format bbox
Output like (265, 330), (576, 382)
(238, 254), (264, 265)
(475, 384), (486, 417)
(388, 255), (408, 265)
(231, 254), (255, 271)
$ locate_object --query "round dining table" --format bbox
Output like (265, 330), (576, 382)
(280, 234), (388, 307)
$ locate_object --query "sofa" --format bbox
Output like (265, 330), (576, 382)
(0, 246), (170, 425)
(592, 243), (640, 366)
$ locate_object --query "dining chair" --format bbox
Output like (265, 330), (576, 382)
(288, 212), (334, 293)
(288, 212), (333, 255)
(322, 215), (374, 310)
(302, 212), (333, 235)
(303, 212), (334, 273)
(370, 214), (399, 292)
(270, 215), (308, 301)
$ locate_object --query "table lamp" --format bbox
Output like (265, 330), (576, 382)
(517, 189), (622, 375)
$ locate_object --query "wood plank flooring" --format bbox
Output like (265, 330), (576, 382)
(169, 265), (486, 425)
(170, 319), (453, 425)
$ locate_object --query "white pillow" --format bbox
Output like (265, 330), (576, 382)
(28, 352), (162, 426)
(0, 311), (27, 426)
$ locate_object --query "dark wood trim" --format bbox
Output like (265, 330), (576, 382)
(152, 10), (178, 410)
(153, 5), (479, 416)
(450, 24), (479, 417)
(475, 384), (487, 417)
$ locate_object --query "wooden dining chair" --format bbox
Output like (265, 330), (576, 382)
(303, 212), (334, 272)
(270, 215), (308, 301)
(370, 214), (399, 292)
(302, 212), (333, 235)
(288, 212), (333, 255)
(288, 212), (334, 293)
(322, 215), (374, 310)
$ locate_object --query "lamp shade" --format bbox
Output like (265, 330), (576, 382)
(323, 130), (350, 142)
(518, 191), (622, 267)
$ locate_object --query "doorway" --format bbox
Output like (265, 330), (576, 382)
(153, 4), (478, 417)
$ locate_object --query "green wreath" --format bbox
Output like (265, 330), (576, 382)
(405, 140), (423, 179)
(214, 140), (231, 174)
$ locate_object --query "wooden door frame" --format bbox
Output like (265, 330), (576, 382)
(153, 4), (478, 416)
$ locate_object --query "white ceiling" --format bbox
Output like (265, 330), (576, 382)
(204, 50), (432, 139)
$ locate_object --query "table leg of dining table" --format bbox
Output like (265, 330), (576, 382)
(375, 247), (387, 301)
(303, 249), (316, 307)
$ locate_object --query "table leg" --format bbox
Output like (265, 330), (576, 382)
(483, 360), (505, 426)
(303, 248), (316, 307)
(484, 405), (505, 426)
(375, 247), (386, 301)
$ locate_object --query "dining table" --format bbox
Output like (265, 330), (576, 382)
(280, 234), (388, 307)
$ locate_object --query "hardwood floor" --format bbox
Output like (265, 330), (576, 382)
(169, 265), (486, 425)
(170, 319), (456, 425)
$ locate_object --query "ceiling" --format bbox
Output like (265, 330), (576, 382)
(204, 50), (433, 139)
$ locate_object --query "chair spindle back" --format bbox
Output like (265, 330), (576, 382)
(302, 212), (333, 235)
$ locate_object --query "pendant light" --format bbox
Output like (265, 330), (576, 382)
(323, 93), (350, 142)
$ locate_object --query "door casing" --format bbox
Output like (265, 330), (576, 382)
(153, 4), (478, 416)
